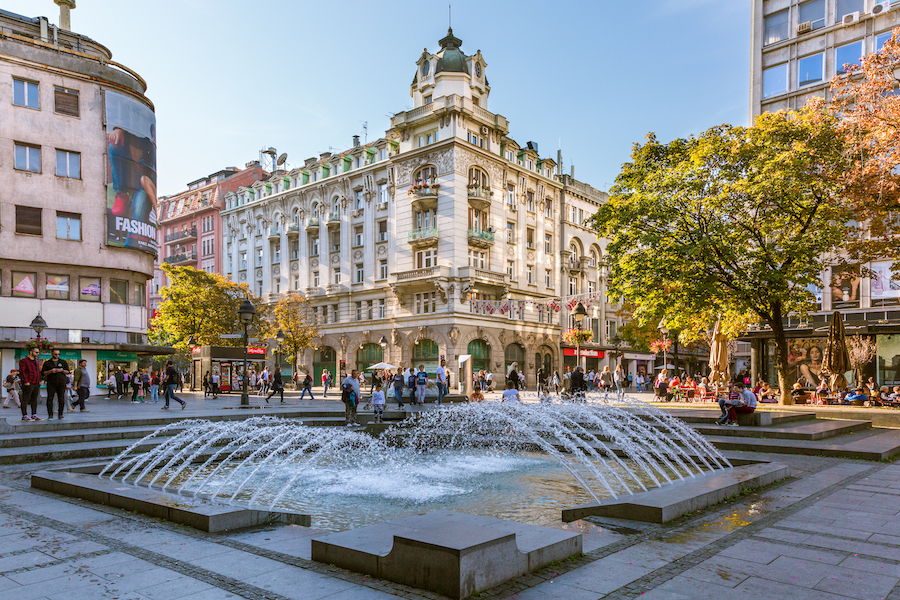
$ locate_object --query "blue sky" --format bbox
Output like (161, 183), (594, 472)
(7, 0), (750, 195)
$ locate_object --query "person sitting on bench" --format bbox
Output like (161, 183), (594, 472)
(720, 382), (757, 426)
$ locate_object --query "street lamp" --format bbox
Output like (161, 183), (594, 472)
(573, 302), (587, 372)
(30, 314), (47, 341)
(658, 320), (669, 376)
(611, 333), (622, 366)
(238, 299), (256, 407)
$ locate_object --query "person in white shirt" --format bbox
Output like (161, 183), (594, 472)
(435, 359), (447, 405)
(415, 365), (429, 405)
(587, 370), (596, 391)
(211, 372), (219, 399)
(485, 370), (494, 392)
(371, 383), (386, 423)
(501, 381), (519, 402)
(341, 370), (361, 426)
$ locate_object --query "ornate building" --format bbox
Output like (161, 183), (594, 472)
(220, 29), (623, 387)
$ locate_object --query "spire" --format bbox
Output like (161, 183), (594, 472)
(439, 27), (462, 51)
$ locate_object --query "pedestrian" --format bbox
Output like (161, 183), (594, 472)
(501, 380), (520, 402)
(392, 368), (405, 409)
(370, 369), (381, 396)
(506, 363), (520, 390)
(211, 371), (219, 398)
(3, 369), (21, 410)
(637, 373), (645, 392)
(64, 373), (75, 412)
(259, 367), (270, 396)
(587, 369), (596, 391)
(203, 371), (211, 397)
(72, 359), (90, 412)
(266, 370), (285, 403)
(322, 369), (330, 397)
(435, 359), (447, 405)
(114, 367), (124, 397)
(104, 372), (118, 399)
(570, 366), (587, 396)
(161, 360), (186, 409)
(130, 369), (142, 403)
(18, 346), (42, 421)
(371, 382), (386, 423)
(150, 371), (160, 403)
(600, 365), (614, 396)
(537, 367), (546, 393)
(552, 370), (561, 394)
(299, 372), (315, 400)
(341, 369), (361, 426)
(415, 365), (429, 405)
(614, 364), (626, 400)
(41, 348), (70, 420)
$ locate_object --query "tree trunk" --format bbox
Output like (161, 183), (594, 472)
(768, 306), (793, 405)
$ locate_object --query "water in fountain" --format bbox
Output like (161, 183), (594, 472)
(101, 392), (731, 527)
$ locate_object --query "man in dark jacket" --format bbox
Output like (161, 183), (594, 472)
(18, 346), (42, 421)
(41, 349), (70, 420)
(570, 366), (587, 395)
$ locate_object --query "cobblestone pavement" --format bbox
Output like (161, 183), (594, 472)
(1, 444), (899, 598)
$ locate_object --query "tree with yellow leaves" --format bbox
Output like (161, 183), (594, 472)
(260, 294), (318, 383)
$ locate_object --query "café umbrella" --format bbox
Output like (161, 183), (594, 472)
(821, 311), (851, 391)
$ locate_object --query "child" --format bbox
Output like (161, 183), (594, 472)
(538, 388), (552, 403)
(470, 388), (484, 402)
(371, 383), (386, 424)
(501, 381), (519, 402)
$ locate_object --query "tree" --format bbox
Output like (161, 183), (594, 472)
(152, 264), (267, 352)
(260, 295), (318, 381)
(846, 335), (878, 389)
(591, 107), (858, 404)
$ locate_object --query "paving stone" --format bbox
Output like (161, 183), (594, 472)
(0, 578), (16, 593)
(241, 565), (357, 599)
(134, 574), (217, 599)
(813, 564), (898, 600)
(502, 581), (602, 600)
(753, 527), (811, 543)
(679, 554), (756, 588)
(839, 555), (900, 578)
(736, 575), (856, 600)
(37, 539), (108, 559)
(5, 559), (101, 585)
(718, 539), (844, 565)
(142, 539), (236, 562)
(188, 548), (291, 581)
(0, 550), (57, 573)
(545, 560), (650, 594)
(802, 534), (900, 561)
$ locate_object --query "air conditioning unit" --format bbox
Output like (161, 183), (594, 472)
(508, 203), (517, 212)
(872, 1), (892, 15)
(480, 126), (489, 135)
(843, 11), (860, 25)
(376, 202), (388, 211)
(798, 20), (812, 33)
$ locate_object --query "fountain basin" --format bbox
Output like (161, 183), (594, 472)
(562, 461), (790, 523)
(311, 510), (581, 600)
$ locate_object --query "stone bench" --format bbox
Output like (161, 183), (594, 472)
(311, 511), (581, 599)
(734, 410), (772, 426)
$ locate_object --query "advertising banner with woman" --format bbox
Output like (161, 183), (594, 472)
(105, 90), (157, 256)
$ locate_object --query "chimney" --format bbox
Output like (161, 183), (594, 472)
(352, 135), (360, 148)
(54, 0), (75, 31)
(38, 16), (49, 42)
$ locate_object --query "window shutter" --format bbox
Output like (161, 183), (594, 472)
(54, 88), (79, 117)
(15, 206), (42, 235)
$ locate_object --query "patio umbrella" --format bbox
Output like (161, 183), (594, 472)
(821, 311), (851, 391)
(367, 362), (398, 370)
(708, 317), (730, 394)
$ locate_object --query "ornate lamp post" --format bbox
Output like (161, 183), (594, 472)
(573, 302), (587, 372)
(30, 314), (47, 341)
(238, 299), (256, 407)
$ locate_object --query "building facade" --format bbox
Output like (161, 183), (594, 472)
(148, 163), (267, 318)
(748, 0), (900, 388)
(220, 29), (629, 388)
(0, 6), (162, 395)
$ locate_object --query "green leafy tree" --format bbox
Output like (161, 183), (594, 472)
(152, 264), (267, 352)
(592, 108), (858, 404)
(261, 295), (319, 379)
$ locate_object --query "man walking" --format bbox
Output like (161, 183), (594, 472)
(41, 349), (70, 420)
(18, 347), (42, 421)
(392, 367), (405, 409)
(73, 359), (91, 412)
(341, 369), (361, 426)
(435, 359), (447, 405)
(299, 372), (315, 400)
(161, 360), (186, 410)
(259, 367), (270, 396)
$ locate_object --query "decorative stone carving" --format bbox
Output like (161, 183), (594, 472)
(507, 246), (515, 257)
(527, 252), (535, 262)
(377, 246), (387, 256)
(476, 326), (484, 340)
(391, 328), (401, 346)
(255, 269), (262, 279)
(331, 255), (339, 265)
(453, 147), (503, 185)
(433, 281), (448, 303)
(396, 147), (455, 185)
(449, 326), (460, 343)
(354, 250), (363, 261)
(273, 265), (280, 276)
(525, 333), (536, 347)
(311, 259), (319, 268)
(390, 284), (406, 307)
(291, 263), (298, 273)
(239, 272), (247, 281)
(416, 325), (428, 342)
(340, 334), (349, 352)
(460, 280), (472, 301)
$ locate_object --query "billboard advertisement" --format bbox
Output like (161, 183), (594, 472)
(105, 90), (157, 256)
(871, 261), (900, 307)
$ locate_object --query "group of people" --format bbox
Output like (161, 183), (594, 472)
(800, 376), (900, 406)
(4, 347), (94, 421)
(339, 363), (449, 426)
(104, 367), (160, 404)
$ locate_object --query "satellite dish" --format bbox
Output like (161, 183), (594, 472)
(276, 153), (288, 166)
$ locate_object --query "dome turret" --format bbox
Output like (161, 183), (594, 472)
(435, 28), (469, 75)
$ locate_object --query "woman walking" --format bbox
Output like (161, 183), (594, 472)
(552, 370), (561, 394)
(130, 369), (142, 403)
(203, 371), (211, 398)
(266, 371), (285, 403)
(614, 364), (626, 400)
(150, 371), (160, 403)
(600, 365), (614, 396)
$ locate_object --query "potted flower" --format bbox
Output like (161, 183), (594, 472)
(563, 328), (593, 346)
(24, 338), (55, 354)
(649, 339), (672, 355)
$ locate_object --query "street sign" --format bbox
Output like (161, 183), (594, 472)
(220, 334), (242, 339)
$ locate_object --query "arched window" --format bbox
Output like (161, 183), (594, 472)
(569, 242), (581, 259)
(590, 249), (599, 267)
(467, 339), (491, 372)
(504, 343), (526, 380)
(414, 165), (437, 185)
(332, 198), (340, 213)
(468, 167), (489, 189)
(356, 343), (383, 372)
(292, 207), (299, 225)
(413, 339), (440, 374)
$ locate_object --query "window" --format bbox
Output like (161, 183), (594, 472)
(418, 130), (438, 147)
(468, 207), (488, 231)
(466, 131), (485, 148)
(110, 280), (128, 304)
(544, 198), (553, 218)
(545, 234), (553, 253)
(54, 86), (79, 116)
(568, 276), (577, 296)
(545, 269), (553, 288)
(55, 149), (80, 179)
(256, 248), (263, 267)
(836, 0), (864, 20)
(15, 206), (42, 235)
(11, 272), (37, 297)
(379, 259), (388, 280)
(240, 252), (247, 270)
(355, 191), (364, 210)
(506, 222), (515, 243)
(355, 263), (364, 283)
(56, 211), (81, 240)
(506, 184), (515, 206)
(877, 31), (894, 52)
(379, 183), (388, 204)
(468, 166), (489, 189)
(468, 249), (486, 268)
(835, 41), (863, 74)
(376, 298), (386, 319)
(799, 0), (825, 30)
(377, 220), (388, 242)
(331, 231), (341, 253)
(331, 303), (339, 323)
(415, 292), (437, 314)
(79, 277), (101, 302)
(355, 301), (365, 321)
(415, 209), (436, 230)
(311, 236), (319, 256)
(424, 95), (432, 104)
(527, 265), (535, 285)
(798, 53), (824, 87)
(762, 64), (788, 98)
(310, 270), (318, 287)
(764, 9), (789, 45)
(526, 191), (535, 212)
(354, 226), (364, 247)
(292, 275), (299, 290)
(273, 244), (280, 263)
(416, 248), (438, 268)
(606, 320), (618, 342)
(14, 143), (41, 172)
(134, 282), (145, 307)
(507, 260), (515, 280)
(13, 79), (39, 109)
(333, 267), (341, 284)
(290, 240), (299, 260)
(526, 228), (535, 249)
(46, 275), (69, 300)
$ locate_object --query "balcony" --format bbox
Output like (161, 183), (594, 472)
(409, 183), (439, 211)
(163, 251), (198, 265)
(306, 286), (322, 297)
(407, 227), (439, 248)
(391, 265), (451, 298)
(286, 223), (300, 238)
(458, 265), (509, 295)
(306, 217), (320, 231)
(568, 257), (594, 273)
(325, 283), (346, 295)
(467, 186), (493, 211)
(467, 228), (495, 249)
(164, 227), (197, 244)
(267, 226), (281, 240)
(326, 212), (341, 228)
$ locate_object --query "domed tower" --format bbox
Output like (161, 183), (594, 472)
(411, 28), (490, 110)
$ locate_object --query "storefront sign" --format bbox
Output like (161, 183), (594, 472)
(247, 347), (266, 355)
(97, 351), (138, 362)
(623, 352), (655, 360)
(563, 348), (605, 358)
(191, 346), (202, 354)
